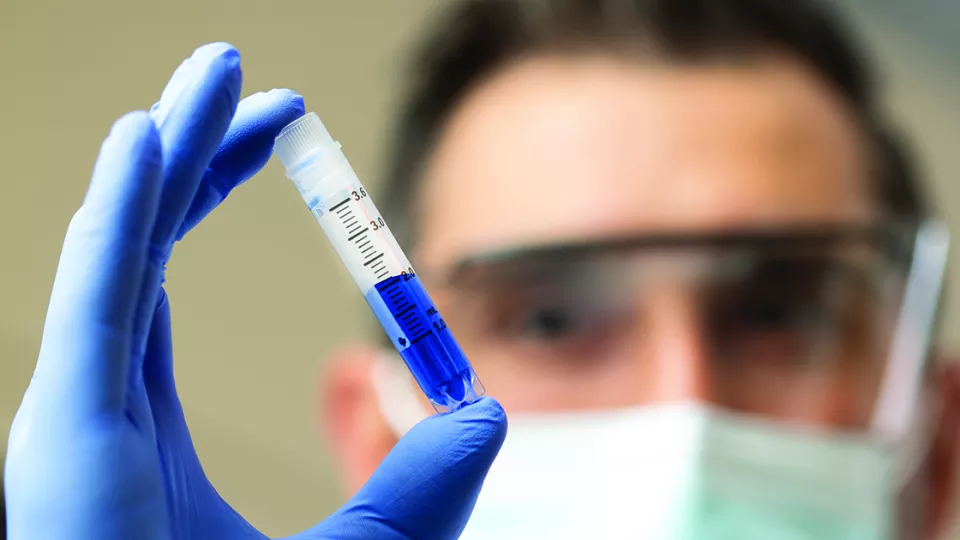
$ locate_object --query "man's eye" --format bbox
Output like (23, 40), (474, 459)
(517, 305), (579, 340)
(719, 258), (843, 332)
(503, 296), (624, 344)
(737, 292), (819, 330)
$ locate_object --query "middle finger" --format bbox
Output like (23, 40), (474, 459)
(130, 42), (243, 357)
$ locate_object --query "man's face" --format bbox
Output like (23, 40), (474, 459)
(416, 54), (879, 423)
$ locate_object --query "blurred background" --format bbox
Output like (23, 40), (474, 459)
(0, 1), (957, 537)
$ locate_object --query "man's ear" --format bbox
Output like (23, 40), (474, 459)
(927, 358), (960, 538)
(318, 343), (399, 496)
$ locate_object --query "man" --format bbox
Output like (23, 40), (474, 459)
(319, 1), (959, 538)
(4, 1), (956, 539)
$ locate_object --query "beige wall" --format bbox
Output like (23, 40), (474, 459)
(0, 2), (957, 537)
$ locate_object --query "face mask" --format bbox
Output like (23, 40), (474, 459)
(370, 356), (904, 540)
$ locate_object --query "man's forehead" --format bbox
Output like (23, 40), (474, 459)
(417, 54), (873, 271)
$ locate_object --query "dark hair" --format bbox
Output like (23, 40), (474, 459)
(380, 0), (927, 251)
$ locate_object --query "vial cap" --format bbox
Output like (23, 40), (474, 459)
(274, 112), (335, 170)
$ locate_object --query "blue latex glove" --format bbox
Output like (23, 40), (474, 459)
(4, 42), (506, 540)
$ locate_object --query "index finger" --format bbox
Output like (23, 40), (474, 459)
(33, 112), (162, 416)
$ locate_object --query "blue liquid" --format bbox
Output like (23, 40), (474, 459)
(367, 274), (484, 412)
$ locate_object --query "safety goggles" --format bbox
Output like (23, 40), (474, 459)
(426, 221), (949, 442)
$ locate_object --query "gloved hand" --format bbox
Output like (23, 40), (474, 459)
(4, 42), (506, 540)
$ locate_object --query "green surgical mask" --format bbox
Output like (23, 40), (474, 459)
(371, 354), (911, 539)
(456, 403), (899, 540)
(372, 353), (910, 539)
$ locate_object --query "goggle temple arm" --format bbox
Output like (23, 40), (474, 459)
(870, 221), (950, 473)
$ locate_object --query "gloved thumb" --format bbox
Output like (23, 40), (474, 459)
(303, 397), (507, 540)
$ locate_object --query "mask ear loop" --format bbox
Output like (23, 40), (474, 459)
(370, 351), (432, 437)
(870, 221), (950, 488)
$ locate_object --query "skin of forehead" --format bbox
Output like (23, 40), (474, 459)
(415, 52), (874, 273)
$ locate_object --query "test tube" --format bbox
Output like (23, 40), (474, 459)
(274, 112), (485, 413)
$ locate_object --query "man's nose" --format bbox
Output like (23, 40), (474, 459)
(631, 285), (711, 403)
